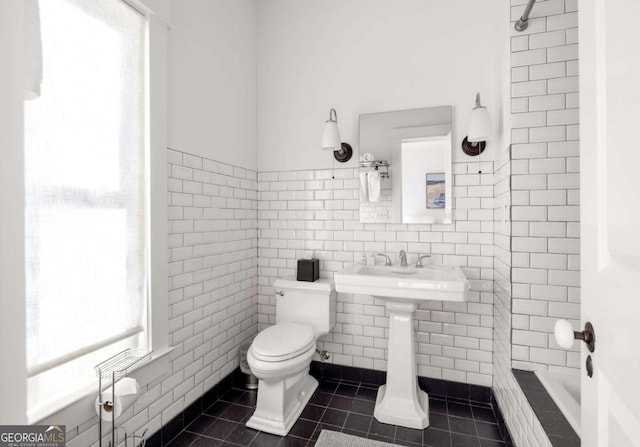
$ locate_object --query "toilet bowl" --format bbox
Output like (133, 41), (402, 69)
(248, 322), (316, 379)
(246, 323), (318, 435)
(246, 278), (336, 436)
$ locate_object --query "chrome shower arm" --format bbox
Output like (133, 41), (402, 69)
(515, 0), (537, 32)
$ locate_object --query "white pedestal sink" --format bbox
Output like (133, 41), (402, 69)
(334, 263), (469, 429)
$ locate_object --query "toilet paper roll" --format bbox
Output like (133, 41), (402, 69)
(95, 377), (140, 421)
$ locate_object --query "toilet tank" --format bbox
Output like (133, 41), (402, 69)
(273, 278), (336, 337)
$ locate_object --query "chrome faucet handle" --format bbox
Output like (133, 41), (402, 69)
(376, 253), (392, 266)
(415, 254), (432, 268)
(399, 250), (408, 267)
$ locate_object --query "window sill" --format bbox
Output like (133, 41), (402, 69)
(28, 346), (174, 426)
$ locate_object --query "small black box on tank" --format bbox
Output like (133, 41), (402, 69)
(296, 259), (319, 282)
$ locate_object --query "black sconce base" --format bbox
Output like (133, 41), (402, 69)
(334, 142), (353, 162)
(461, 137), (486, 156)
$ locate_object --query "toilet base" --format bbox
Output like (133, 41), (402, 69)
(246, 372), (318, 436)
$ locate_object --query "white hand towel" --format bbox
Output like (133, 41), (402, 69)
(359, 172), (369, 201)
(367, 171), (381, 202)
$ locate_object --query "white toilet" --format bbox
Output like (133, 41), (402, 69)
(246, 278), (336, 436)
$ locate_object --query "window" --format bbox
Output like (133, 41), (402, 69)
(24, 0), (148, 413)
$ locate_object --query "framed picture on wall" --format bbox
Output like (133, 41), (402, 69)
(426, 173), (445, 209)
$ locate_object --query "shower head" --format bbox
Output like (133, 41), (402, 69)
(514, 0), (537, 32)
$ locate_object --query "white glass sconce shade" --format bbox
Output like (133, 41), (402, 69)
(461, 93), (492, 157)
(321, 108), (353, 163)
(468, 104), (492, 142)
(321, 109), (341, 151)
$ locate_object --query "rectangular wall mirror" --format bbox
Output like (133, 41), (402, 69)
(359, 106), (452, 224)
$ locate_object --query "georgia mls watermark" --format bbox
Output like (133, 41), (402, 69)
(0, 426), (65, 447)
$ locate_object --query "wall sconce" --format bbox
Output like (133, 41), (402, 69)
(321, 108), (353, 162)
(461, 93), (492, 156)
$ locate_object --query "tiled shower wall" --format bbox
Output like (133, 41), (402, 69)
(257, 162), (495, 387)
(509, 0), (580, 372)
(492, 1), (580, 446)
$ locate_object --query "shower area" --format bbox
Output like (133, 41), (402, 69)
(494, 0), (582, 444)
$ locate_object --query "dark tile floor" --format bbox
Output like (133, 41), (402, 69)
(166, 378), (508, 447)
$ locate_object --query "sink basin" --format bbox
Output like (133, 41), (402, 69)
(334, 262), (469, 430)
(334, 263), (469, 302)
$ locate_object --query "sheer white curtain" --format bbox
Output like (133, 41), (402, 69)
(24, 0), (147, 412)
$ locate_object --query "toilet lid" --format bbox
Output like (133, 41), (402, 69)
(251, 322), (315, 362)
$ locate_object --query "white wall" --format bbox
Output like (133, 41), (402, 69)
(143, 0), (172, 21)
(169, 0), (258, 170)
(255, 0), (511, 387)
(257, 0), (506, 172)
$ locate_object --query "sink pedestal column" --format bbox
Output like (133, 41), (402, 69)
(374, 301), (429, 429)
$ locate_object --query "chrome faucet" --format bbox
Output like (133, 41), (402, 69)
(376, 253), (393, 266)
(399, 250), (408, 267)
(415, 254), (432, 268)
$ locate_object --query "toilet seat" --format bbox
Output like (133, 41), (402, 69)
(251, 322), (315, 362)
(247, 343), (316, 380)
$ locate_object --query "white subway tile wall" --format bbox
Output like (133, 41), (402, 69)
(67, 150), (259, 447)
(165, 149), (259, 391)
(509, 0), (580, 374)
(257, 163), (495, 387)
(492, 159), (518, 445)
(493, 1), (580, 446)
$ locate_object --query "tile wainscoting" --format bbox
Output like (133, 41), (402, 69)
(257, 162), (495, 386)
(65, 151), (260, 447)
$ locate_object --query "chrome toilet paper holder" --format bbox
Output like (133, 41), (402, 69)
(95, 349), (152, 447)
